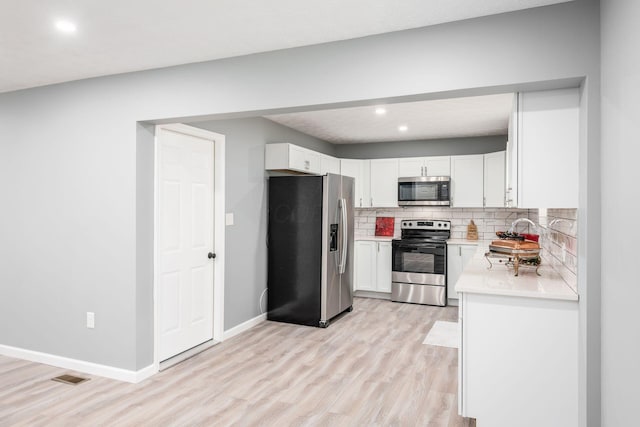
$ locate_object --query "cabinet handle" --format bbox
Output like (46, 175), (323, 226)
(459, 246), (461, 256)
(359, 198), (362, 207)
(377, 242), (380, 252)
(304, 160), (310, 170)
(370, 198), (373, 206)
(483, 196), (486, 207)
(424, 166), (428, 176)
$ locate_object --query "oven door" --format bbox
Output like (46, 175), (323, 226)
(392, 240), (446, 275)
(391, 240), (447, 306)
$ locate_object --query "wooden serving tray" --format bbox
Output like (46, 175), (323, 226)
(490, 239), (540, 250)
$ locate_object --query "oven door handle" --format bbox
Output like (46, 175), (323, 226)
(395, 243), (441, 249)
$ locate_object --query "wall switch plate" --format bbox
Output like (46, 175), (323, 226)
(86, 312), (95, 329)
(226, 213), (234, 226)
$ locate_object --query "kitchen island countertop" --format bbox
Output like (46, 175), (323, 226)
(455, 243), (579, 302)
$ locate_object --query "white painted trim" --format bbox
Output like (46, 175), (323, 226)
(354, 290), (391, 300)
(153, 123), (226, 372)
(0, 344), (157, 384)
(222, 313), (267, 341)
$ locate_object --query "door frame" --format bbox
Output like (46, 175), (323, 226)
(152, 123), (226, 370)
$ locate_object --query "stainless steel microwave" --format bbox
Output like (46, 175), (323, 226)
(398, 176), (450, 206)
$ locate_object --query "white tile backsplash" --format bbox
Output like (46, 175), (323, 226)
(354, 207), (532, 239)
(530, 208), (578, 293)
(356, 206), (579, 293)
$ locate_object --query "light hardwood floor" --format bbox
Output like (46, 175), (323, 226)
(0, 297), (475, 426)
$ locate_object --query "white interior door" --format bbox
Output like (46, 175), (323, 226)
(157, 127), (215, 362)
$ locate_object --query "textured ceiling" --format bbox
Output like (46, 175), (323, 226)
(265, 93), (514, 143)
(1, 0), (571, 93)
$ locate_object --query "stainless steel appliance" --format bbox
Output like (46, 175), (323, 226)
(267, 173), (354, 328)
(398, 176), (450, 206)
(391, 219), (450, 306)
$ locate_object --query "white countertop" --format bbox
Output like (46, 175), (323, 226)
(447, 239), (480, 246)
(355, 237), (483, 244)
(355, 236), (395, 242)
(455, 244), (579, 301)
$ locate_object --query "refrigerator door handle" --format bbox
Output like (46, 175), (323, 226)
(340, 198), (348, 274)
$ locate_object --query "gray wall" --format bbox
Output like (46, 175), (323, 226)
(334, 135), (506, 159)
(601, 0), (638, 425)
(0, 5), (600, 416)
(188, 117), (334, 328)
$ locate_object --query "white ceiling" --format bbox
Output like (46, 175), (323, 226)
(265, 93), (514, 143)
(1, 0), (570, 93)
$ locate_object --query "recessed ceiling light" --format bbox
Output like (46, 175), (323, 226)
(55, 20), (77, 33)
(375, 107), (387, 115)
(398, 125), (408, 132)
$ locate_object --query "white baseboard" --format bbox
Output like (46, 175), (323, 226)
(223, 313), (267, 341)
(0, 344), (157, 384)
(354, 290), (391, 300)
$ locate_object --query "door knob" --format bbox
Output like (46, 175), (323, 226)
(208, 252), (216, 259)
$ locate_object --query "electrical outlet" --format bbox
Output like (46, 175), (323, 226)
(86, 312), (95, 329)
(226, 213), (234, 226)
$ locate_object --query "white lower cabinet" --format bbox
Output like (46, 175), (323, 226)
(354, 240), (392, 293)
(459, 292), (578, 427)
(446, 244), (476, 303)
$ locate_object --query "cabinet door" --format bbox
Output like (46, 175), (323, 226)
(451, 155), (484, 207)
(354, 241), (376, 291)
(518, 88), (579, 208)
(505, 94), (519, 207)
(376, 242), (392, 293)
(369, 159), (398, 207)
(341, 159), (364, 208)
(398, 157), (424, 177)
(461, 246), (476, 268)
(447, 245), (464, 301)
(483, 151), (506, 208)
(289, 145), (321, 174)
(320, 155), (341, 175)
(424, 156), (451, 176)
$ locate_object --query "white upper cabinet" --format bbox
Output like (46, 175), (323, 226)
(513, 88), (579, 208)
(265, 143), (321, 175)
(483, 151), (506, 208)
(425, 156), (451, 176)
(505, 94), (519, 208)
(369, 159), (399, 207)
(398, 156), (451, 177)
(398, 157), (424, 177)
(340, 159), (371, 208)
(451, 155), (484, 207)
(320, 154), (341, 175)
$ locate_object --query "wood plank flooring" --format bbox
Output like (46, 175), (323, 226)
(0, 297), (475, 426)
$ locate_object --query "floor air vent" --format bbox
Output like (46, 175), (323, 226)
(51, 374), (90, 385)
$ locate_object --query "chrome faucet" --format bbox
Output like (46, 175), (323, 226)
(508, 218), (537, 234)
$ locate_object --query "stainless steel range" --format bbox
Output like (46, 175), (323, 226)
(391, 219), (450, 306)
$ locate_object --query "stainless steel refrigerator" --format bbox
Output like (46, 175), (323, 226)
(267, 173), (354, 328)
